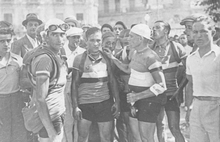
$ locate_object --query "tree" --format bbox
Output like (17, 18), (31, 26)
(199, 0), (220, 22)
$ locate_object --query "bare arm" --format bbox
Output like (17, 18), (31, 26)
(35, 75), (56, 137)
(185, 74), (193, 109)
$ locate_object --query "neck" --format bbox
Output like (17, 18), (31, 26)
(135, 43), (148, 53)
(47, 45), (60, 55)
(198, 42), (212, 57)
(88, 50), (100, 60)
(27, 33), (35, 39)
(0, 52), (9, 61)
(155, 36), (168, 46)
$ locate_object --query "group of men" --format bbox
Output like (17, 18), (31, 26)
(0, 11), (219, 142)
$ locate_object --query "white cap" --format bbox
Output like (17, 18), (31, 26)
(130, 24), (152, 41)
(45, 18), (65, 33)
(66, 27), (83, 37)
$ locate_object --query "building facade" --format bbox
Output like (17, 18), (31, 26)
(98, 0), (205, 36)
(0, 0), (98, 36)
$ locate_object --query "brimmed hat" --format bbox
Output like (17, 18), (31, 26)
(131, 24), (152, 41)
(64, 16), (79, 27)
(22, 13), (43, 26)
(180, 13), (207, 25)
(66, 27), (83, 37)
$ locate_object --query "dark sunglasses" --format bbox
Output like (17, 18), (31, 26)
(47, 24), (69, 32)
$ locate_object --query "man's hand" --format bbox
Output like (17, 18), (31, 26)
(111, 102), (120, 118)
(48, 129), (58, 142)
(127, 92), (138, 103)
(74, 107), (82, 120)
(103, 48), (114, 59)
(130, 106), (137, 117)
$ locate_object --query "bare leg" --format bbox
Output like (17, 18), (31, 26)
(129, 117), (141, 142)
(138, 121), (156, 142)
(156, 107), (166, 142)
(98, 121), (113, 142)
(166, 111), (185, 142)
(77, 119), (92, 142)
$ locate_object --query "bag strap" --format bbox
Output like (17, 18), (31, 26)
(25, 46), (61, 90)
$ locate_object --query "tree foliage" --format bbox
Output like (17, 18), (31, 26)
(200, 0), (220, 22)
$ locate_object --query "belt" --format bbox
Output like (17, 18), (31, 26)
(194, 96), (220, 101)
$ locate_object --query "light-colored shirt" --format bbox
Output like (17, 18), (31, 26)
(0, 52), (22, 94)
(186, 44), (220, 97)
(64, 43), (85, 68)
(26, 34), (38, 48)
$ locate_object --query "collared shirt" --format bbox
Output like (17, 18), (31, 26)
(64, 43), (85, 68)
(0, 52), (22, 94)
(26, 34), (38, 48)
(186, 45), (220, 97)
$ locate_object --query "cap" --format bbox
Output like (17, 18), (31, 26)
(45, 18), (65, 33)
(0, 21), (13, 40)
(64, 16), (79, 27)
(66, 27), (83, 37)
(180, 13), (207, 25)
(22, 13), (42, 26)
(130, 24), (152, 41)
(102, 31), (116, 41)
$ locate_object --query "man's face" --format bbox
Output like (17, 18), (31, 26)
(67, 35), (81, 48)
(179, 34), (188, 46)
(46, 31), (65, 51)
(102, 36), (116, 52)
(193, 21), (212, 48)
(129, 32), (141, 50)
(114, 24), (124, 36)
(184, 21), (194, 43)
(0, 34), (12, 57)
(87, 31), (102, 54)
(152, 22), (166, 40)
(25, 21), (39, 38)
(67, 21), (77, 28)
(102, 27), (111, 34)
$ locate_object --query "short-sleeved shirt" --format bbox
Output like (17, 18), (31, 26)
(128, 48), (166, 104)
(32, 53), (67, 119)
(129, 48), (162, 87)
(153, 41), (187, 95)
(73, 52), (110, 104)
(186, 45), (220, 97)
(0, 52), (22, 94)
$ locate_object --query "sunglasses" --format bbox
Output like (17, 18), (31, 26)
(47, 24), (69, 32)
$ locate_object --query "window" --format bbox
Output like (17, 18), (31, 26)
(4, 13), (12, 23)
(55, 0), (64, 3)
(115, 0), (120, 12)
(76, 13), (83, 21)
(103, 0), (109, 13)
(2, 0), (12, 2)
(56, 13), (64, 20)
(129, 0), (135, 10)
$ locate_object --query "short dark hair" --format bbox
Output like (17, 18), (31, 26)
(155, 20), (171, 35)
(101, 24), (113, 32)
(85, 27), (101, 39)
(115, 21), (127, 29)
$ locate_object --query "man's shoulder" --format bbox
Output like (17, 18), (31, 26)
(11, 52), (23, 67)
(13, 35), (27, 45)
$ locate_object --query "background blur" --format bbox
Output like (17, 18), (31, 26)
(0, 0), (211, 37)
